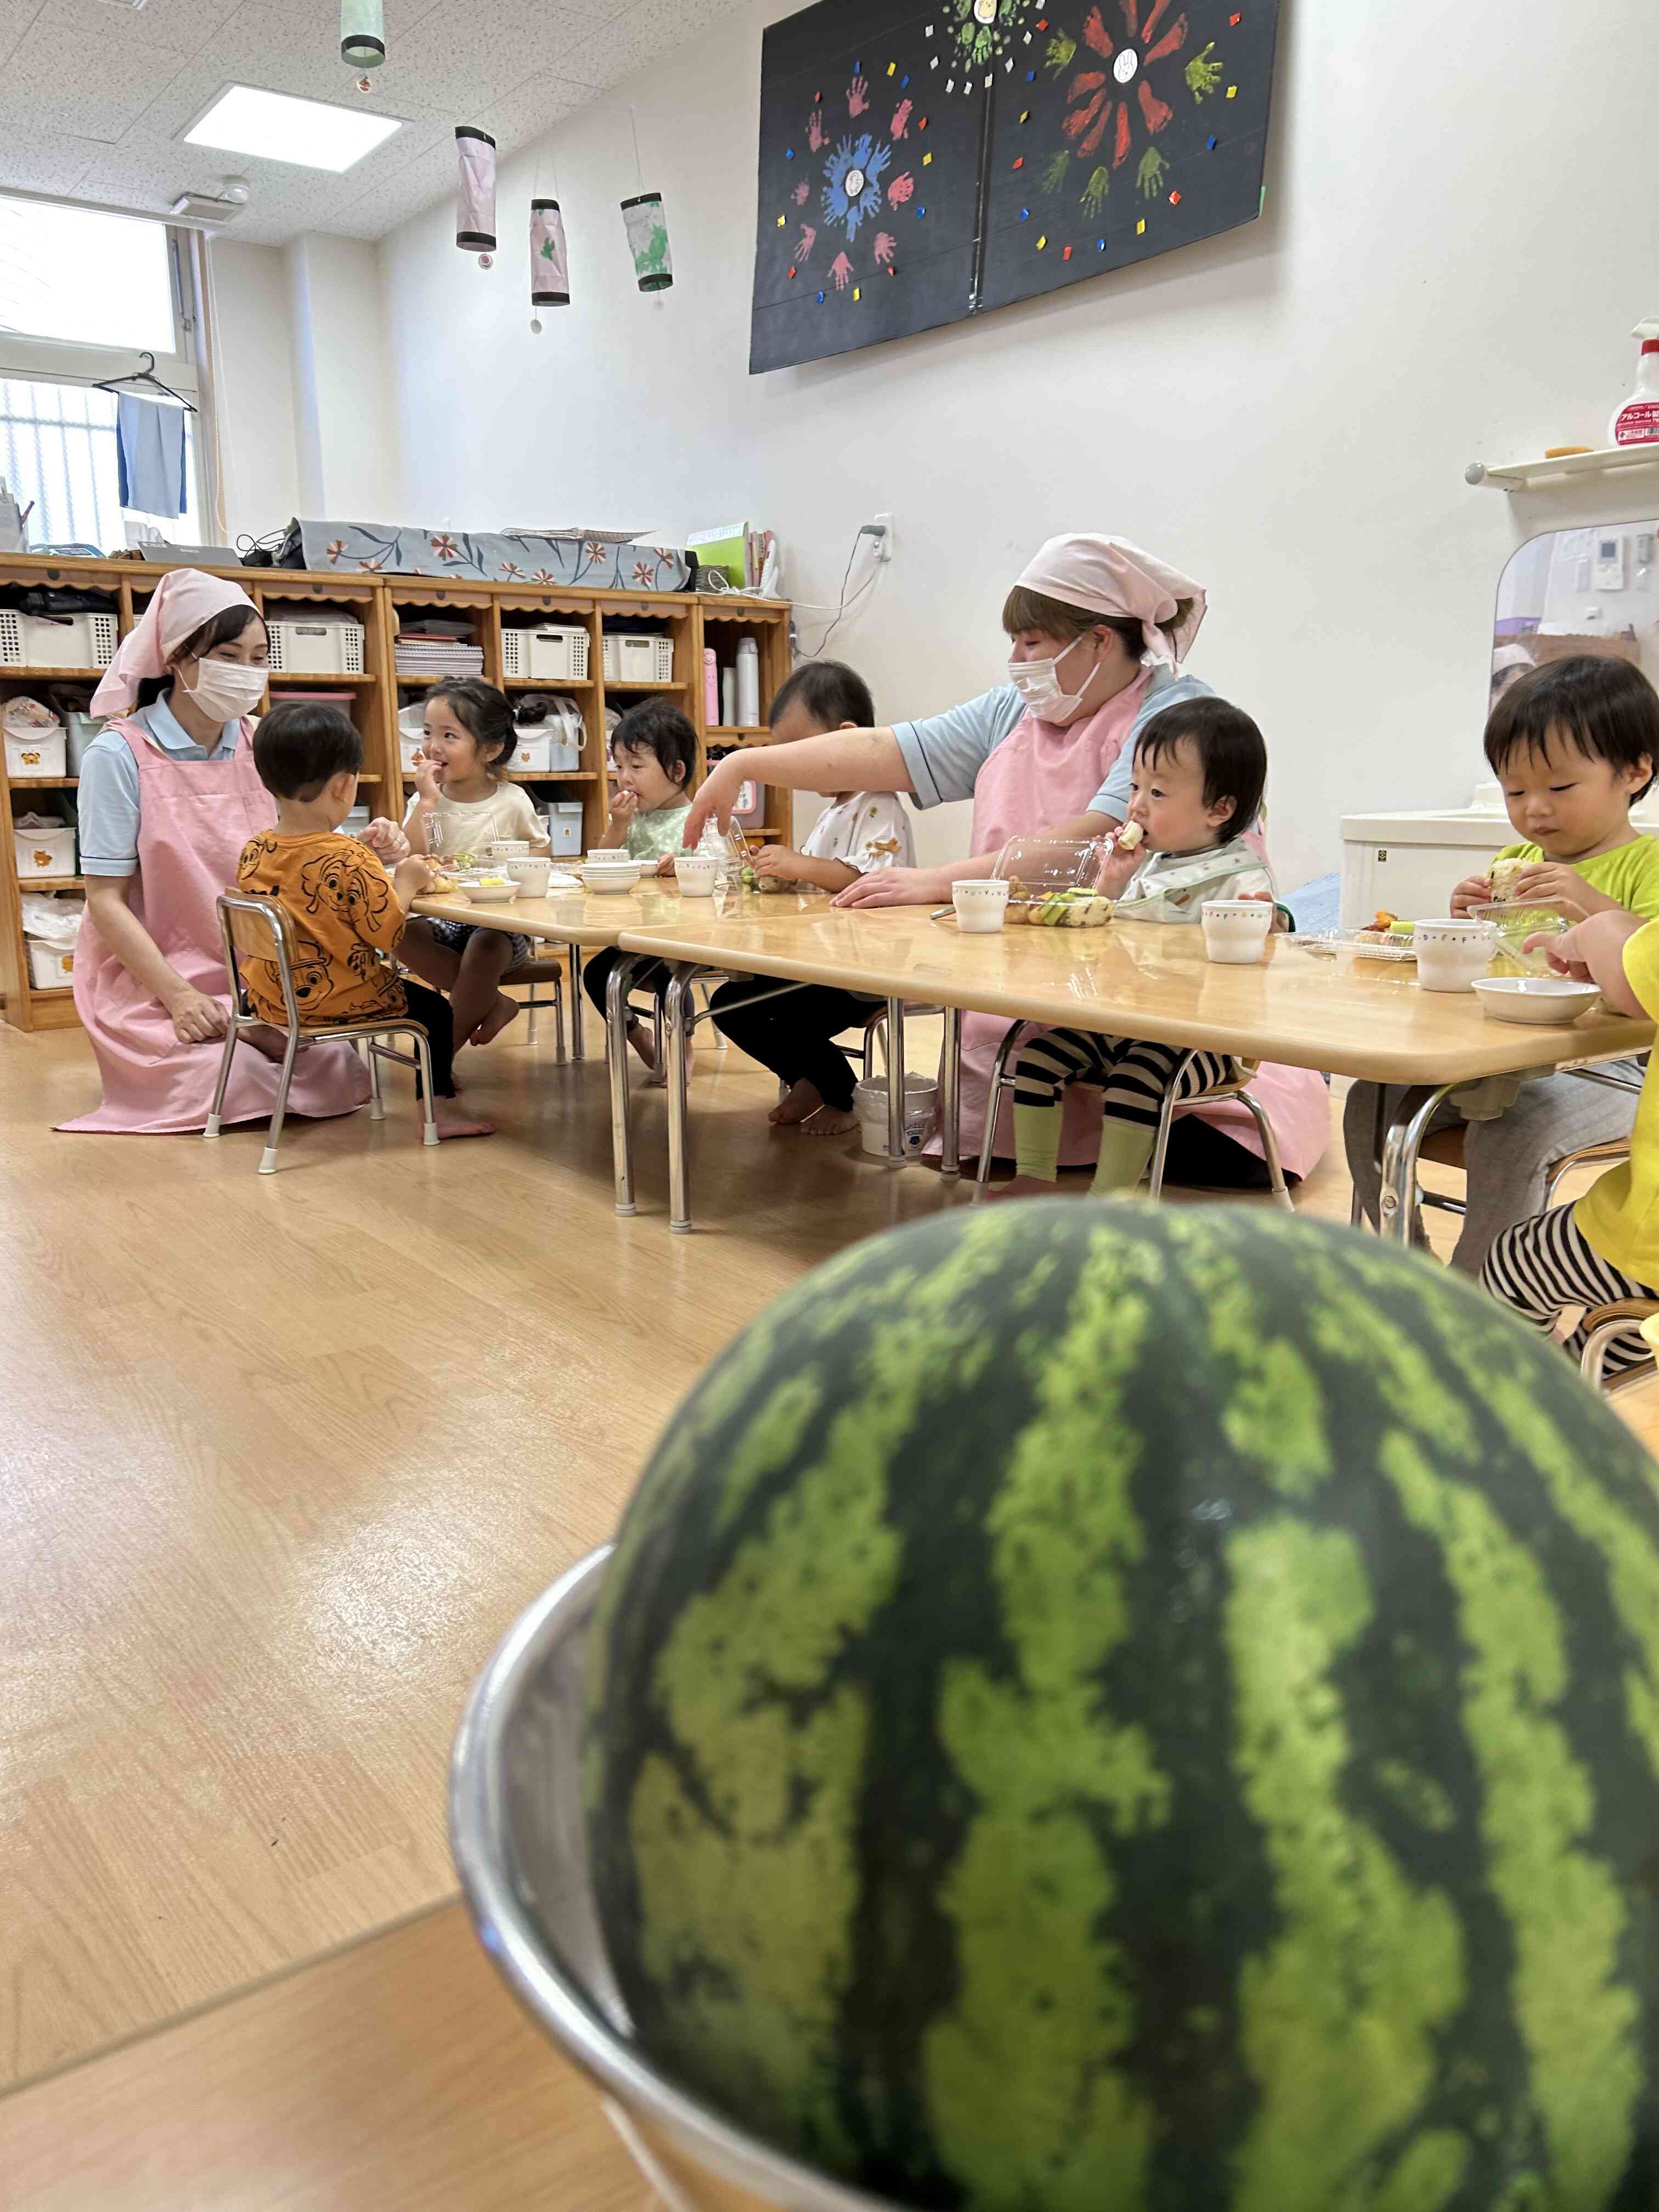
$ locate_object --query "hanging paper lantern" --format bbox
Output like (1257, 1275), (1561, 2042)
(530, 199), (569, 308)
(340, 0), (385, 68)
(619, 191), (673, 293)
(455, 126), (497, 256)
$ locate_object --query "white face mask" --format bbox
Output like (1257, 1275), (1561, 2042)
(180, 657), (268, 720)
(1006, 634), (1099, 721)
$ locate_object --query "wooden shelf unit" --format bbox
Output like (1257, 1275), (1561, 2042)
(0, 552), (791, 1032)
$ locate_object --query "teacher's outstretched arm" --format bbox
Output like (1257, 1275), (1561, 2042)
(83, 876), (229, 1044)
(683, 729), (911, 845)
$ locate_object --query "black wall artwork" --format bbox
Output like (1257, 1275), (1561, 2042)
(749, 0), (1279, 373)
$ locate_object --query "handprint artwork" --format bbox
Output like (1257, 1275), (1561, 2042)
(751, 0), (1277, 369)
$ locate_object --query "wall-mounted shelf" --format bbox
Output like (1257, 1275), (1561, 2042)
(504, 676), (594, 691)
(1465, 444), (1659, 493)
(267, 670), (376, 686)
(10, 775), (79, 788)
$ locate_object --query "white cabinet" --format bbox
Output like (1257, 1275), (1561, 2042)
(1341, 793), (1659, 927)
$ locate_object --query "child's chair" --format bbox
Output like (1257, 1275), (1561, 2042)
(1579, 1299), (1659, 1392)
(502, 952), (567, 1057)
(973, 1020), (1292, 1207)
(207, 892), (438, 1174)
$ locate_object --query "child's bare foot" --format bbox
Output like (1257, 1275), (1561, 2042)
(770, 1079), (823, 1126)
(801, 1103), (859, 1137)
(628, 1019), (657, 1071)
(983, 1173), (1062, 1203)
(467, 994), (520, 1049)
(433, 1098), (494, 1139)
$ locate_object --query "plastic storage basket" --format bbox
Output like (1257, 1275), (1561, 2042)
(12, 819), (76, 878)
(0, 608), (117, 669)
(601, 632), (675, 683)
(266, 618), (365, 674)
(501, 627), (590, 681)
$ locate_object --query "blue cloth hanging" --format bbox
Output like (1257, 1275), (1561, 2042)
(115, 392), (186, 519)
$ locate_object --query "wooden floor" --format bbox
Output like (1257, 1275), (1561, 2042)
(2, 1006), (1654, 2205)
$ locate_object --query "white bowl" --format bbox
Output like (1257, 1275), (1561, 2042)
(467, 877), (522, 904)
(581, 862), (643, 895)
(488, 839), (532, 859)
(1471, 976), (1602, 1025)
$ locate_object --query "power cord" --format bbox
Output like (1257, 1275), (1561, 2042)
(798, 524), (886, 657)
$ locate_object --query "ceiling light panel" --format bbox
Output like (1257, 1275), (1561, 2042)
(184, 85), (404, 173)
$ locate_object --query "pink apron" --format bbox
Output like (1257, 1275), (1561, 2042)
(58, 717), (370, 1135)
(949, 677), (1330, 1178)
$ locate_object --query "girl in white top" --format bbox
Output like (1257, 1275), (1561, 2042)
(400, 678), (549, 1051)
(711, 662), (916, 1135)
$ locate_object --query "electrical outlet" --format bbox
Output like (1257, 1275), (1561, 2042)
(871, 511), (894, 562)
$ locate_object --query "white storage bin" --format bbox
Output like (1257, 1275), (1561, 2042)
(26, 937), (76, 987)
(602, 631), (675, 683)
(511, 730), (554, 772)
(0, 608), (118, 669)
(4, 728), (65, 776)
(266, 618), (366, 675)
(64, 712), (106, 772)
(502, 626), (590, 681)
(13, 818), (76, 877)
(546, 800), (584, 856)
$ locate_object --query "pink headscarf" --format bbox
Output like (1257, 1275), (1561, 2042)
(1014, 534), (1207, 669)
(91, 568), (259, 716)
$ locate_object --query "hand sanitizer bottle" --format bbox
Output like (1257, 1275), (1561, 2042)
(1611, 319), (1659, 447)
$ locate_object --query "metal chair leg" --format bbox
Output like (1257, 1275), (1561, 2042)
(939, 1006), (961, 1178)
(975, 1022), (1027, 1193)
(1380, 1085), (1455, 1247)
(569, 943), (585, 1060)
(665, 964), (696, 1235)
(885, 997), (907, 1159)
(607, 955), (640, 1216)
(863, 1017), (881, 1084)
(367, 1045), (386, 1121)
(1239, 1087), (1294, 1211)
(551, 972), (568, 1066)
(1146, 1067), (1188, 1199)
(409, 1030), (439, 1147)
(258, 1032), (302, 1173)
(203, 1022), (240, 1138)
(1582, 1319), (1654, 1392)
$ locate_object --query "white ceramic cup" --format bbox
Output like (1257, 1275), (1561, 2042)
(1201, 899), (1274, 964)
(503, 855), (551, 898)
(674, 854), (717, 897)
(489, 839), (532, 859)
(1415, 917), (1497, 992)
(953, 879), (1010, 934)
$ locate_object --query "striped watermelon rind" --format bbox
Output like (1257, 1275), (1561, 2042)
(583, 1201), (1659, 2211)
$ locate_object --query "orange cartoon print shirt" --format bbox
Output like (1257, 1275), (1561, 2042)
(235, 832), (407, 1024)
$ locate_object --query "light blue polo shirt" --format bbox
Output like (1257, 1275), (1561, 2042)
(892, 665), (1214, 819)
(77, 697), (243, 876)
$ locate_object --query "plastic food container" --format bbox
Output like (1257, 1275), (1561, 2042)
(1470, 901), (1572, 978)
(991, 835), (1111, 925)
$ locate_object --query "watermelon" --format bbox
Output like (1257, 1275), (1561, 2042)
(582, 1202), (1659, 2211)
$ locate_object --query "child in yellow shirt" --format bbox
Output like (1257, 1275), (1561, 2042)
(1483, 907), (1659, 1377)
(237, 701), (492, 1141)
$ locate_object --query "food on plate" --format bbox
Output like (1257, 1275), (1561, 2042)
(1355, 910), (1415, 946)
(1001, 877), (1112, 927)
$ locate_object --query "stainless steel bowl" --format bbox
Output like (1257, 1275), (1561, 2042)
(449, 1545), (904, 2212)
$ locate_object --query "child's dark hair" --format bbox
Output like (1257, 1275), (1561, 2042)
(1483, 655), (1659, 802)
(770, 658), (876, 732)
(252, 699), (362, 800)
(1136, 697), (1266, 840)
(141, 603), (266, 708)
(611, 697), (697, 791)
(427, 676), (517, 777)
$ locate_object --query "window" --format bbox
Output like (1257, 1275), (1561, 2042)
(0, 196), (212, 551)
(0, 197), (177, 354)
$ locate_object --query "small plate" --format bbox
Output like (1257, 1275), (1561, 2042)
(1471, 976), (1601, 1025)
(467, 879), (522, 904)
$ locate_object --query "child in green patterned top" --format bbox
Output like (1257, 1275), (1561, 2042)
(594, 697), (695, 862)
(1346, 655), (1659, 1272)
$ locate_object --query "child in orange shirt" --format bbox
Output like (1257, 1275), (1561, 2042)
(236, 701), (492, 1141)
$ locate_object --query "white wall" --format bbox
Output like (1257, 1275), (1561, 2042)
(208, 233), (403, 543)
(370, 0), (1659, 885)
(206, 240), (300, 545)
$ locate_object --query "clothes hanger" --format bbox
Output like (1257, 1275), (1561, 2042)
(95, 351), (197, 413)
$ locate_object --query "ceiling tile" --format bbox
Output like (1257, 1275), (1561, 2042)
(468, 70), (595, 155)
(0, 0), (197, 141)
(551, 0), (743, 95)
(0, 129), (98, 199)
(0, 0), (46, 72)
(87, 0), (241, 42)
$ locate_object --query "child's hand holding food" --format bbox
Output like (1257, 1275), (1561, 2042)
(1509, 861), (1604, 922)
(608, 787), (639, 826)
(410, 751), (442, 807)
(750, 844), (802, 879)
(1451, 873), (1493, 917)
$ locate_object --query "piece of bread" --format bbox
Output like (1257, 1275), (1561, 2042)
(1489, 856), (1528, 904)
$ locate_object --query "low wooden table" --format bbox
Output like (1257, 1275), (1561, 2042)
(617, 901), (1654, 1234)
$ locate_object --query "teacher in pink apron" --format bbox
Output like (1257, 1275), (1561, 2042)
(684, 534), (1328, 1190)
(59, 568), (372, 1135)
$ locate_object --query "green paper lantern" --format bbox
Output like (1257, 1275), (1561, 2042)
(620, 191), (673, 293)
(340, 0), (385, 69)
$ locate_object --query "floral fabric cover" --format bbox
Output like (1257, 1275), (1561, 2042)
(278, 519), (692, 590)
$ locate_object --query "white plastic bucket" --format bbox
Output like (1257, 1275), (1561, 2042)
(853, 1073), (939, 1156)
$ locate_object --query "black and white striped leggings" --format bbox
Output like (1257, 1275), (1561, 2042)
(1013, 1029), (1239, 1129)
(1481, 1205), (1657, 1375)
